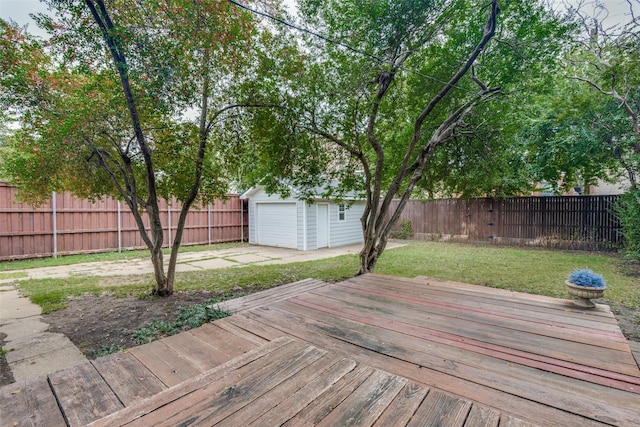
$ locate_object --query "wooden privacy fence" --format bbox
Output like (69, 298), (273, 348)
(390, 196), (623, 251)
(0, 182), (248, 261)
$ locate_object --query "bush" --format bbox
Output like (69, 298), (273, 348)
(616, 188), (640, 260)
(390, 220), (414, 239)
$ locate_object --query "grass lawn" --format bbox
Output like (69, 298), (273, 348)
(12, 241), (640, 313)
(0, 242), (243, 272)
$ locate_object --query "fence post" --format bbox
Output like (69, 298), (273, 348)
(167, 198), (172, 247)
(52, 191), (57, 258)
(241, 198), (245, 242)
(208, 203), (212, 245)
(117, 200), (122, 253)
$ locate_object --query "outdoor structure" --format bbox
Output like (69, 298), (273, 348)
(2, 274), (639, 426)
(240, 185), (365, 250)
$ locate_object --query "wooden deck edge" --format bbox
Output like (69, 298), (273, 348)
(629, 340), (640, 370)
(411, 274), (613, 314)
(217, 278), (329, 313)
(88, 336), (296, 427)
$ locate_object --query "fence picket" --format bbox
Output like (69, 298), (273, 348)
(389, 196), (622, 251)
(0, 182), (248, 261)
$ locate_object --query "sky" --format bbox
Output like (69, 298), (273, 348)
(0, 0), (636, 38)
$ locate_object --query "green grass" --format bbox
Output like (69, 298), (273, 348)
(0, 271), (27, 280)
(15, 241), (640, 313)
(0, 242), (244, 272)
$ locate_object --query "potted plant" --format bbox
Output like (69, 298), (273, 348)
(566, 269), (606, 308)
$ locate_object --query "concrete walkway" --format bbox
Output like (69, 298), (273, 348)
(0, 284), (87, 382)
(5, 243), (368, 281)
(0, 243), (396, 384)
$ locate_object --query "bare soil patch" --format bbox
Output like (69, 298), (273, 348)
(43, 291), (231, 356)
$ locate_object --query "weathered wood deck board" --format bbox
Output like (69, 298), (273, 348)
(91, 352), (166, 406)
(218, 278), (328, 313)
(412, 275), (616, 321)
(386, 274), (621, 331)
(0, 377), (66, 427)
(305, 281), (640, 378)
(238, 304), (611, 426)
(284, 294), (640, 398)
(48, 363), (124, 427)
(342, 275), (637, 368)
(3, 273), (639, 426)
(92, 337), (528, 427)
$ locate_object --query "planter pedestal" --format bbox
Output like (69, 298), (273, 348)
(565, 281), (605, 308)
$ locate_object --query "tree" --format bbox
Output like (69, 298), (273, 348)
(0, 1), (275, 295)
(562, 0), (640, 187)
(246, 0), (569, 274)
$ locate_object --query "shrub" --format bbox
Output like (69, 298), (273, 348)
(616, 188), (640, 261)
(390, 220), (414, 239)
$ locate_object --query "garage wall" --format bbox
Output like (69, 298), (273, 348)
(243, 186), (365, 250)
(328, 201), (365, 247)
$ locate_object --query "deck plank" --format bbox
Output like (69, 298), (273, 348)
(340, 275), (625, 340)
(92, 352), (166, 406)
(216, 352), (347, 426)
(189, 322), (259, 359)
(280, 295), (640, 423)
(160, 330), (236, 372)
(110, 341), (326, 426)
(219, 278), (328, 313)
(243, 304), (609, 426)
(90, 337), (297, 427)
(407, 389), (473, 427)
(316, 369), (407, 427)
(129, 339), (201, 387)
(249, 357), (358, 426)
(464, 404), (502, 427)
(0, 377), (66, 427)
(362, 275), (622, 333)
(49, 362), (124, 427)
(372, 381), (429, 427)
(281, 365), (375, 426)
(213, 317), (270, 346)
(411, 275), (616, 322)
(308, 281), (640, 378)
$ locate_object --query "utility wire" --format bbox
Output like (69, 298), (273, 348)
(226, 0), (478, 94)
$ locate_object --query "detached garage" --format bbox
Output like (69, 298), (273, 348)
(240, 185), (365, 250)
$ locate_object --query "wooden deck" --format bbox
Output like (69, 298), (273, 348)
(1, 275), (639, 426)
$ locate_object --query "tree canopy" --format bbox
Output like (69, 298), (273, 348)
(0, 0), (281, 295)
(244, 0), (571, 273)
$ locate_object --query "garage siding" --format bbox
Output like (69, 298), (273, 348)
(243, 186), (365, 250)
(328, 201), (365, 247)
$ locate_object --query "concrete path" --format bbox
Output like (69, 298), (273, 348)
(0, 243), (400, 384)
(5, 243), (370, 281)
(0, 284), (87, 382)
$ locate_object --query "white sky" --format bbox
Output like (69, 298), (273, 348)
(0, 0), (635, 37)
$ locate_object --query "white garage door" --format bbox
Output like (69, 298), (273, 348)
(256, 203), (297, 248)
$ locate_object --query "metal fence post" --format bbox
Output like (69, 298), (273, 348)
(167, 198), (172, 247)
(52, 191), (57, 258)
(208, 203), (212, 245)
(117, 200), (122, 252)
